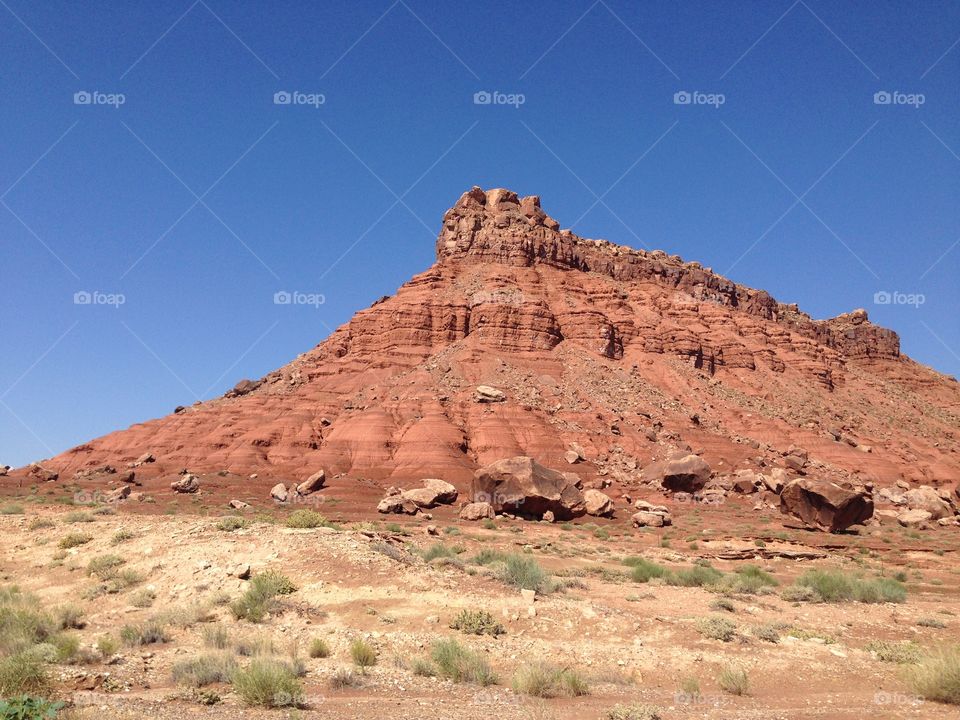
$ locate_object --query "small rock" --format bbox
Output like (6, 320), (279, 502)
(270, 483), (289, 503)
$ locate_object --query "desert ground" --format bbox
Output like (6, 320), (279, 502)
(1, 484), (957, 720)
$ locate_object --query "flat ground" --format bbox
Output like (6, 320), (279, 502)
(0, 490), (957, 720)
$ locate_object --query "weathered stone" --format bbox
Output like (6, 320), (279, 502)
(779, 478), (873, 532)
(472, 456), (585, 520)
(270, 483), (289, 503)
(459, 501), (495, 521)
(583, 489), (614, 517)
(297, 469), (326, 495)
(170, 473), (200, 494)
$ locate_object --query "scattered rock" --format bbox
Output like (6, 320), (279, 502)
(644, 454), (711, 493)
(229, 563), (251, 580)
(270, 483), (289, 503)
(475, 385), (505, 403)
(422, 478), (459, 504)
(542, 510), (555, 523)
(779, 478), (873, 532)
(425, 525), (439, 536)
(170, 473), (200, 494)
(135, 453), (155, 465)
(297, 469), (326, 495)
(377, 494), (420, 515)
(583, 489), (614, 517)
(228, 500), (250, 510)
(903, 486), (952, 520)
(106, 485), (131, 503)
(632, 510), (670, 528)
(29, 464), (59, 482)
(897, 509), (933, 528)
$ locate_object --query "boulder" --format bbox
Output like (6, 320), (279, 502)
(228, 499), (250, 510)
(29, 464), (59, 482)
(297, 469), (326, 495)
(270, 483), (289, 503)
(564, 450), (582, 464)
(135, 453), (155, 465)
(401, 487), (443, 509)
(644, 454), (711, 493)
(475, 385), (505, 403)
(779, 478), (873, 532)
(170, 473), (200, 494)
(0, 465), (8, 476)
(422, 478), (458, 504)
(106, 485), (131, 503)
(377, 494), (420, 515)
(897, 509), (933, 528)
(459, 501), (495, 521)
(118, 470), (137, 484)
(783, 454), (806, 472)
(583, 489), (614, 517)
(542, 510), (555, 523)
(903, 487), (952, 520)
(632, 510), (670, 528)
(762, 468), (789, 494)
(731, 471), (758, 494)
(472, 456), (585, 520)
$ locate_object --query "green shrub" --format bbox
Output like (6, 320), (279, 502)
(449, 609), (504, 637)
(710, 598), (735, 613)
(308, 638), (330, 659)
(666, 564), (723, 588)
(216, 516), (248, 532)
(0, 696), (63, 720)
(718, 665), (749, 695)
(86, 554), (126, 580)
(498, 554), (548, 592)
(0, 504), (24, 515)
(472, 549), (509, 566)
(172, 653), (237, 687)
(50, 632), (80, 662)
(918, 617), (947, 629)
(328, 668), (357, 689)
(626, 559), (667, 584)
(96, 635), (118, 658)
(696, 616), (737, 642)
(110, 528), (135, 545)
(788, 570), (906, 604)
(721, 565), (778, 594)
(285, 510), (336, 529)
(430, 638), (496, 685)
(231, 659), (303, 707)
(604, 704), (661, 720)
(511, 662), (589, 698)
(420, 543), (463, 562)
(202, 626), (230, 650)
(119, 620), (169, 647)
(411, 657), (435, 676)
(350, 639), (377, 671)
(231, 571), (297, 622)
(867, 640), (922, 664)
(905, 645), (960, 704)
(64, 511), (93, 523)
(752, 622), (781, 643)
(0, 652), (49, 696)
(54, 604), (84, 630)
(28, 519), (55, 530)
(235, 634), (275, 657)
(129, 588), (156, 608)
(57, 533), (92, 549)
(250, 570), (297, 597)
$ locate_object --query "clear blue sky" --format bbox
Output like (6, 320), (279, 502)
(1, 0), (958, 468)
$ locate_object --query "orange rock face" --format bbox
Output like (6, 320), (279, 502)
(20, 187), (960, 496)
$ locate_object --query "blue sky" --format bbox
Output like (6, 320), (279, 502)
(1, 0), (958, 468)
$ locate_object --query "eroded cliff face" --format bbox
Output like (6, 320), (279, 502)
(27, 188), (960, 490)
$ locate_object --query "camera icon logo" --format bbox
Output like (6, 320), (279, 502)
(73, 290), (92, 305)
(274, 290), (292, 305)
(873, 290), (891, 305)
(673, 90), (692, 105)
(473, 90), (492, 105)
(873, 91), (892, 105)
(74, 91), (92, 105)
(273, 91), (292, 105)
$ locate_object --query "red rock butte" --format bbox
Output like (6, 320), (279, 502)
(19, 187), (960, 492)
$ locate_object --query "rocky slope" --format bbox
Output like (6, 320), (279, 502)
(15, 187), (960, 494)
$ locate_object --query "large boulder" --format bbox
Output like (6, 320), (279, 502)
(583, 489), (614, 517)
(903, 486), (952, 520)
(472, 456), (585, 520)
(270, 483), (289, 503)
(779, 478), (873, 532)
(897, 509), (933, 528)
(422, 478), (458, 504)
(170, 473), (200, 494)
(377, 494), (420, 515)
(297, 469), (326, 495)
(459, 501), (495, 521)
(644, 454), (711, 493)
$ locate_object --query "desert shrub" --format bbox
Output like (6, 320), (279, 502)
(110, 528), (135, 545)
(28, 518), (55, 530)
(57, 533), (92, 549)
(86, 554), (126, 580)
(250, 570), (297, 597)
(54, 604), (84, 630)
(430, 638), (496, 685)
(349, 639), (377, 671)
(0, 505), (24, 515)
(157, 603), (215, 629)
(449, 609), (504, 637)
(308, 638), (330, 659)
(129, 588), (156, 608)
(0, 652), (49, 696)
(0, 590), (55, 656)
(328, 668), (358, 689)
(231, 571), (297, 623)
(710, 598), (735, 613)
(92, 506), (115, 516)
(605, 704), (661, 720)
(482, 519), (497, 530)
(285, 510), (336, 529)
(867, 640), (922, 664)
(752, 622), (781, 643)
(667, 564), (723, 588)
(904, 645), (960, 704)
(511, 662), (589, 698)
(235, 634), (275, 657)
(420, 543), (463, 562)
(202, 625), (230, 650)
(787, 570), (906, 604)
(721, 565), (778, 594)
(696, 616), (737, 642)
(918, 617), (947, 629)
(231, 659), (303, 707)
(472, 549), (509, 565)
(781, 584), (819, 603)
(96, 635), (118, 657)
(411, 657), (435, 676)
(119, 620), (169, 647)
(0, 696), (63, 720)
(172, 653), (237, 687)
(626, 558), (667, 584)
(216, 516), (248, 532)
(64, 511), (93, 523)
(50, 633), (80, 662)
(498, 554), (549, 593)
(718, 665), (749, 695)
